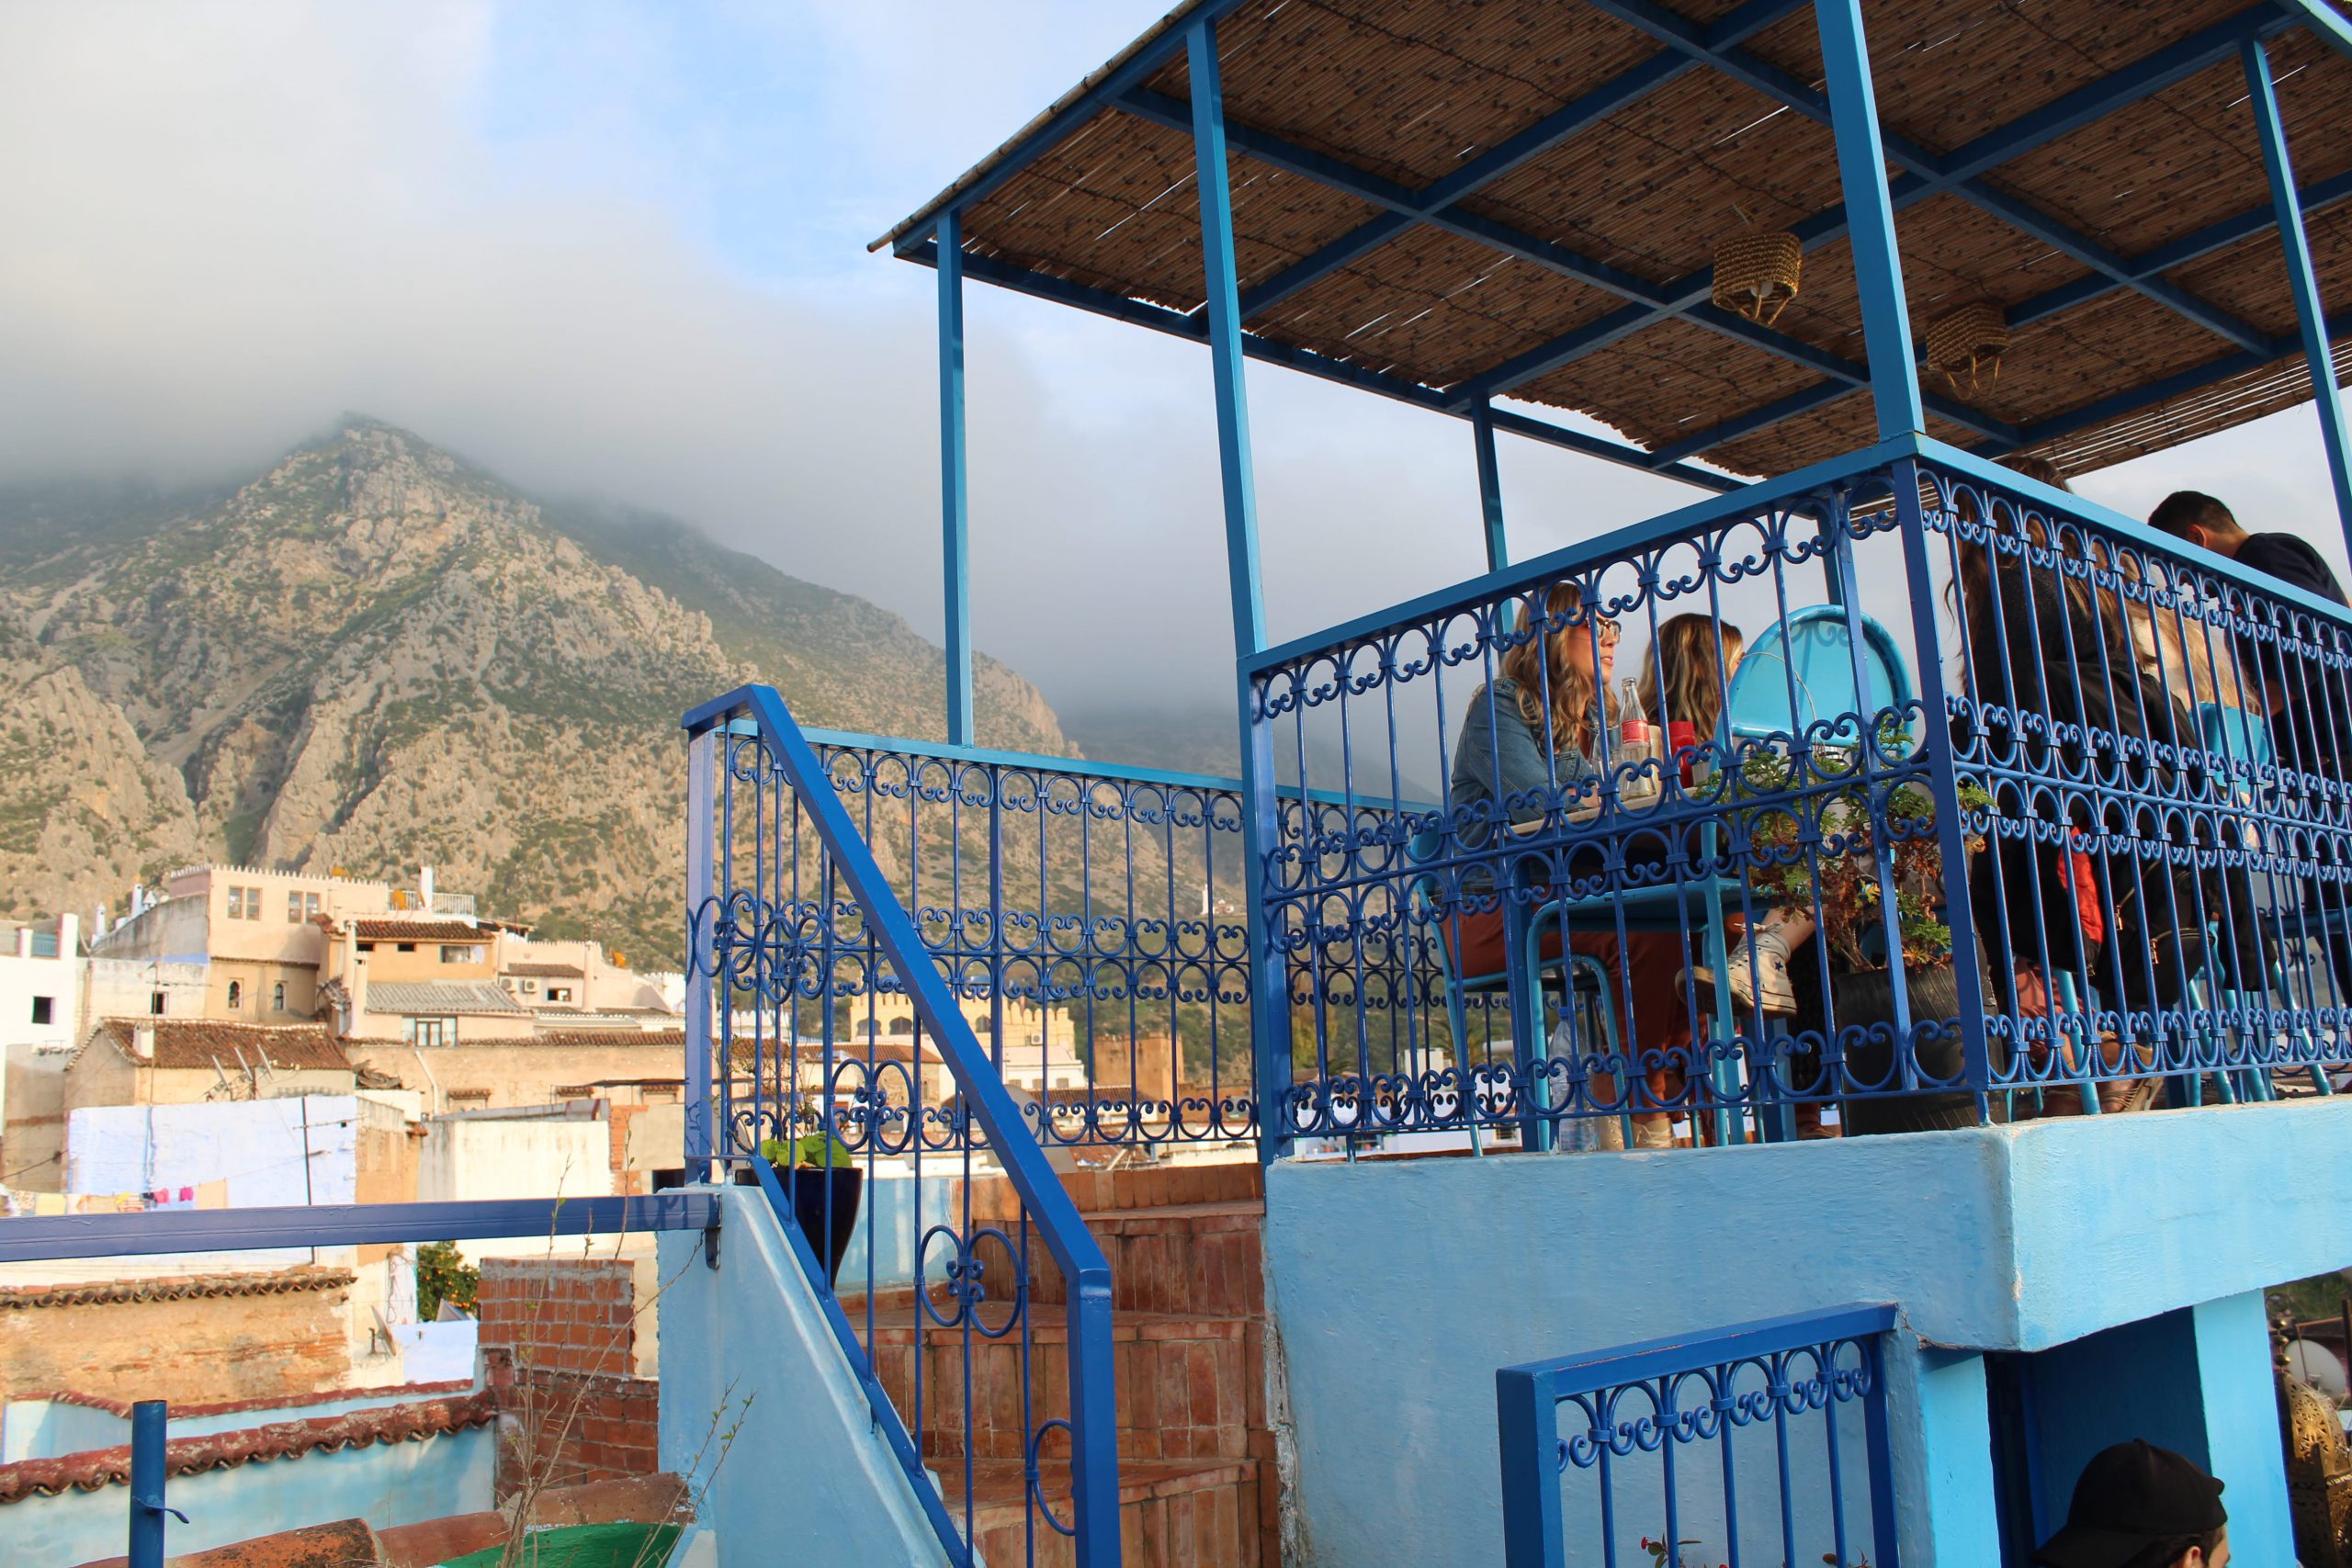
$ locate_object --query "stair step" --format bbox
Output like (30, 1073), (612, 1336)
(936, 1456), (1264, 1568)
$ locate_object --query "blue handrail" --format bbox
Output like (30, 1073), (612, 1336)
(1497, 1303), (1901, 1568)
(684, 683), (1122, 1565)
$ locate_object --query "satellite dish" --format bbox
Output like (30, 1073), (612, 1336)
(2290, 1338), (2348, 1399)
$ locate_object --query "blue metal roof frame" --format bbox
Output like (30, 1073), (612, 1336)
(873, 0), (2352, 484)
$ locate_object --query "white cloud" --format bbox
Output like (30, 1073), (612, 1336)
(0, 0), (2346, 725)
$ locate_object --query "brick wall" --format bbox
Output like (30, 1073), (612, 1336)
(476, 1257), (658, 1498)
(0, 1269), (353, 1407)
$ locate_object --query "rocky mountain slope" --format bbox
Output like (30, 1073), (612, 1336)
(0, 420), (1071, 965)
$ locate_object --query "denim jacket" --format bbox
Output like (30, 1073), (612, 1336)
(1448, 678), (1599, 857)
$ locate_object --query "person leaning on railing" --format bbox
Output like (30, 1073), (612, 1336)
(1953, 475), (2256, 1109)
(1445, 580), (1688, 1149)
(2150, 490), (2352, 1009)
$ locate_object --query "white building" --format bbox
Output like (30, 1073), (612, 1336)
(0, 914), (84, 1182)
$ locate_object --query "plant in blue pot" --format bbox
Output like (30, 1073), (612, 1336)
(755, 1125), (862, 1287)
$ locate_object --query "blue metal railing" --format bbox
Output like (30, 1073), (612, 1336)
(1244, 434), (2352, 1148)
(1497, 1302), (1901, 1568)
(682, 685), (1121, 1566)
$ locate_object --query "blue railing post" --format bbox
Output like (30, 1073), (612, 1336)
(684, 728), (716, 1182)
(2244, 35), (2352, 554)
(1188, 17), (1291, 1159)
(1889, 457), (1996, 1119)
(128, 1400), (185, 1568)
(939, 207), (976, 746)
(1815, 0), (1924, 441)
(1496, 1365), (1566, 1568)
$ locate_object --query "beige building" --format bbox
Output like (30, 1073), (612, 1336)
(62, 1020), (356, 1122)
(857, 993), (1085, 1093)
(88, 864), (677, 1041)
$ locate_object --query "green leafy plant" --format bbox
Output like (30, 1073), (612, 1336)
(760, 1129), (856, 1168)
(415, 1239), (480, 1320)
(1727, 723), (1991, 973)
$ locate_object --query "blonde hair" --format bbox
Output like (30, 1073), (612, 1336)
(1637, 614), (1744, 742)
(1498, 580), (1617, 761)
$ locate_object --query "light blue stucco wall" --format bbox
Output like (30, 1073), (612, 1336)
(2, 1386), (470, 1463)
(1263, 1099), (2352, 1567)
(2192, 1292), (2293, 1568)
(657, 1185), (947, 1568)
(0, 1424), (491, 1564)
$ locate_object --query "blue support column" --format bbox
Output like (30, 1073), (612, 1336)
(2245, 36), (2352, 551)
(1189, 18), (1289, 1158)
(1472, 398), (1510, 573)
(128, 1400), (185, 1568)
(938, 208), (975, 746)
(1815, 0), (1924, 441)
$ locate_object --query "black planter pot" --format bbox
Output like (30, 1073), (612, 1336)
(735, 1163), (864, 1285)
(1830, 944), (2008, 1137)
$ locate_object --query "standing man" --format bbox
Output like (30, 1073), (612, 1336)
(2149, 489), (2347, 609)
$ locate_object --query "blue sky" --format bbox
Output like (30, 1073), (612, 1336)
(1, 1), (2346, 720)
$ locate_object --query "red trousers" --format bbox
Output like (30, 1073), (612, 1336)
(1448, 908), (1691, 1107)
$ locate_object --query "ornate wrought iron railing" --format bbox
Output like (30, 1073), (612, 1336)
(783, 730), (1261, 1151)
(683, 687), (1120, 1566)
(1243, 436), (2352, 1148)
(1496, 1302), (1901, 1568)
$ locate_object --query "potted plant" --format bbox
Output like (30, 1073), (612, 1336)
(1735, 728), (2000, 1135)
(741, 1123), (862, 1286)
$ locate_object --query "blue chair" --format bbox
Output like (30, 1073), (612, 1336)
(1711, 605), (1917, 1134)
(1406, 828), (1634, 1149)
(1724, 604), (1915, 744)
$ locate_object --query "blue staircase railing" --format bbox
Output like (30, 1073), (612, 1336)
(1497, 1302), (1901, 1568)
(683, 684), (1120, 1566)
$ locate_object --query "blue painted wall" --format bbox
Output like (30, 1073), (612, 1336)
(2192, 1291), (2293, 1568)
(1262, 1100), (2352, 1567)
(1, 1424), (490, 1563)
(657, 1185), (947, 1568)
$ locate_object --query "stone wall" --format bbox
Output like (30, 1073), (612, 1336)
(0, 1269), (353, 1406)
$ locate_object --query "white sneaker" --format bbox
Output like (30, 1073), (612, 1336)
(1685, 924), (1799, 1017)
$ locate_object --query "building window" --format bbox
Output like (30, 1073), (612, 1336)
(287, 891), (322, 923)
(30, 997), (52, 1026)
(407, 1018), (456, 1046)
(547, 986), (573, 1003)
(357, 941), (375, 953)
(397, 942), (416, 953)
(272, 982), (287, 1012)
(439, 944), (483, 964)
(226, 887), (245, 919)
(226, 980), (243, 1010)
(150, 990), (165, 1015)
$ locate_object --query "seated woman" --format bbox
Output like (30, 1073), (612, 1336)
(1635, 611), (1814, 1022)
(1444, 581), (1690, 1149)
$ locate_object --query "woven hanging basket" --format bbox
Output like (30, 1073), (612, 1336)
(1927, 301), (2010, 391)
(1711, 228), (1802, 324)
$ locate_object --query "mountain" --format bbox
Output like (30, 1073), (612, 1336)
(0, 419), (1072, 966)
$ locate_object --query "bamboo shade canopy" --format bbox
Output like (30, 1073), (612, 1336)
(876, 0), (2352, 482)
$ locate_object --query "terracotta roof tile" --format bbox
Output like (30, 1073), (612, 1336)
(348, 919), (487, 942)
(0, 1268), (355, 1312)
(504, 962), (585, 978)
(88, 1020), (351, 1073)
(352, 1029), (684, 1050)
(363, 980), (526, 1016)
(0, 1390), (494, 1505)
